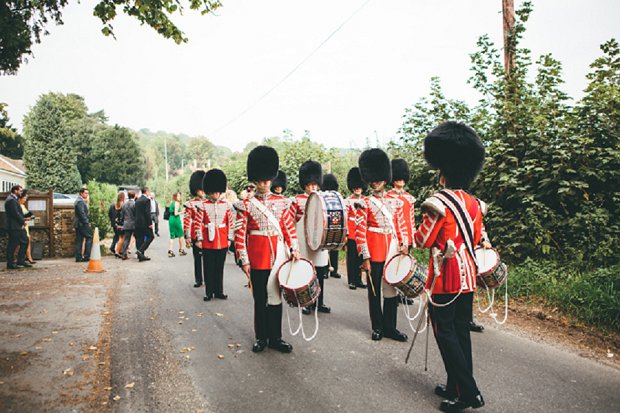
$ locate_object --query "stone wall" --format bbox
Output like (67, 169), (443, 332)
(53, 205), (76, 258)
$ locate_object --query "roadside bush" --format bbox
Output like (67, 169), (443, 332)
(86, 180), (118, 239)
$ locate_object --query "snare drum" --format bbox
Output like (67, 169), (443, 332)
(277, 258), (321, 307)
(304, 191), (347, 252)
(475, 247), (507, 289)
(383, 254), (428, 298)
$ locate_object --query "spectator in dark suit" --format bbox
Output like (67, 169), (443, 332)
(134, 187), (155, 262)
(74, 188), (92, 262)
(5, 185), (31, 269)
(120, 191), (136, 260)
(149, 192), (160, 237)
(108, 192), (125, 257)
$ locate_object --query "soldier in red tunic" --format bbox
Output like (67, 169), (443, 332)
(356, 149), (409, 342)
(270, 170), (287, 195)
(234, 146), (300, 353)
(414, 121), (490, 412)
(345, 167), (367, 290)
(387, 159), (416, 250)
(290, 160), (331, 315)
(184, 170), (206, 289)
(196, 169), (233, 302)
(321, 173), (343, 280)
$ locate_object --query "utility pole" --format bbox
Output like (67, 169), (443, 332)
(164, 137), (169, 183)
(502, 0), (515, 78)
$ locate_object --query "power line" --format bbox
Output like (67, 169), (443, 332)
(212, 0), (373, 135)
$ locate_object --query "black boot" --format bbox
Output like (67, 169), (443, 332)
(267, 305), (293, 353)
(383, 297), (408, 342)
(317, 277), (331, 313)
(440, 394), (485, 412)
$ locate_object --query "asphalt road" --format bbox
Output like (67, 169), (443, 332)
(109, 225), (620, 413)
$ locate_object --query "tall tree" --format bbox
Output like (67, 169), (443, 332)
(0, 102), (24, 159)
(90, 125), (146, 186)
(0, 0), (223, 74)
(23, 95), (82, 193)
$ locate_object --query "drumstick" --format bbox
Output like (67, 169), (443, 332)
(405, 300), (427, 364)
(285, 256), (296, 285)
(424, 309), (430, 371)
(362, 268), (376, 297)
(395, 253), (404, 275)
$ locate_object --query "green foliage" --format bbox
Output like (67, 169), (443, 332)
(86, 180), (118, 239)
(393, 2), (619, 269)
(0, 0), (222, 74)
(23, 95), (82, 193)
(90, 125), (146, 186)
(509, 259), (620, 331)
(0, 102), (24, 158)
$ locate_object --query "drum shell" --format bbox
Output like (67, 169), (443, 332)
(304, 191), (348, 252)
(383, 254), (428, 299)
(475, 247), (508, 289)
(277, 258), (321, 307)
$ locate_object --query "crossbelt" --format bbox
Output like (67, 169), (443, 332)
(368, 226), (392, 234)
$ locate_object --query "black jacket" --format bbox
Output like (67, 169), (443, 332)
(74, 197), (90, 228)
(135, 194), (152, 229)
(5, 194), (25, 230)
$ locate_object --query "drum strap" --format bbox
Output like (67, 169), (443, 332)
(434, 190), (478, 270)
(249, 197), (284, 241)
(369, 196), (397, 237)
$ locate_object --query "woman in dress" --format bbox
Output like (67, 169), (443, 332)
(17, 190), (35, 264)
(168, 192), (186, 257)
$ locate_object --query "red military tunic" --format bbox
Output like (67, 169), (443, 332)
(234, 192), (298, 270)
(355, 191), (409, 263)
(289, 193), (308, 224)
(346, 195), (365, 240)
(183, 197), (203, 240)
(386, 188), (416, 246)
(195, 199), (233, 250)
(414, 190), (486, 294)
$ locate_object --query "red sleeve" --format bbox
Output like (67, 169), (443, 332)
(234, 202), (249, 265)
(355, 201), (370, 259)
(281, 205), (298, 250)
(414, 212), (444, 249)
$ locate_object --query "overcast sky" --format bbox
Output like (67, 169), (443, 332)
(1, 0), (618, 151)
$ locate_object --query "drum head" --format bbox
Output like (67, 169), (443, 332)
(475, 248), (498, 273)
(278, 259), (315, 289)
(384, 254), (414, 284)
(305, 192), (326, 251)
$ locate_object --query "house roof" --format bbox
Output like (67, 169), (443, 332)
(0, 155), (27, 177)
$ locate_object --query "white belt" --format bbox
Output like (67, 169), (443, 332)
(206, 224), (227, 228)
(368, 226), (392, 234)
(249, 230), (279, 237)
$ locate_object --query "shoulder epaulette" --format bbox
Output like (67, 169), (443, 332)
(421, 196), (446, 217)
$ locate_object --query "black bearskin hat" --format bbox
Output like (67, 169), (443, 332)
(424, 121), (485, 190)
(322, 173), (338, 191)
(247, 145), (279, 182)
(347, 167), (368, 191)
(189, 170), (206, 196)
(391, 159), (410, 183)
(271, 170), (288, 192)
(203, 169), (227, 194)
(359, 148), (391, 184)
(299, 160), (323, 188)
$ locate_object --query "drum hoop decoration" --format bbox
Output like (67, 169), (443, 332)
(304, 191), (348, 252)
(305, 191), (328, 251)
(383, 253), (415, 284)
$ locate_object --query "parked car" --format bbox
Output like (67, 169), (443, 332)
(53, 192), (78, 206)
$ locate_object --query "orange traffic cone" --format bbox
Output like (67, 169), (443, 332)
(85, 227), (106, 273)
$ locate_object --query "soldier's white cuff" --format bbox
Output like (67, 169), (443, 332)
(290, 239), (299, 252)
(238, 250), (249, 266)
(360, 244), (370, 260)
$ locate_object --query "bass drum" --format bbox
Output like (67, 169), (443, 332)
(304, 191), (347, 252)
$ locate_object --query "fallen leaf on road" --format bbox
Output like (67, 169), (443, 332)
(180, 347), (194, 353)
(179, 311), (185, 314)
(82, 355), (90, 361)
(236, 344), (241, 348)
(63, 368), (74, 377)
(104, 387), (112, 391)
(215, 313), (223, 317)
(217, 354), (224, 359)
(42, 338), (52, 342)
(101, 401), (108, 406)
(88, 346), (97, 351)
(35, 346), (42, 350)
(125, 382), (135, 389)
(185, 355), (191, 359)
(227, 344), (235, 348)
(52, 331), (58, 334)
(191, 329), (197, 332)
(113, 395), (121, 401)
(178, 321), (183, 325)
(0, 381), (5, 385)
(99, 362), (105, 366)
(20, 351), (28, 356)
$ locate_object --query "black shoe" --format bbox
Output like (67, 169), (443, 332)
(138, 253), (151, 262)
(349, 283), (357, 290)
(384, 329), (408, 342)
(331, 272), (342, 279)
(193, 283), (203, 288)
(302, 307), (312, 315)
(357, 283), (367, 289)
(252, 339), (268, 353)
(122, 255), (128, 260)
(7, 264), (18, 270)
(323, 273), (329, 279)
(318, 304), (331, 313)
(17, 261), (33, 268)
(109, 247), (115, 255)
(371, 330), (383, 341)
(75, 258), (85, 262)
(469, 321), (484, 333)
(435, 384), (456, 399)
(268, 338), (293, 353)
(203, 295), (212, 302)
(440, 394), (485, 412)
(214, 293), (228, 300)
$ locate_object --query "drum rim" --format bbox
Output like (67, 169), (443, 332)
(474, 246), (501, 277)
(383, 253), (415, 284)
(276, 257), (317, 290)
(304, 190), (348, 252)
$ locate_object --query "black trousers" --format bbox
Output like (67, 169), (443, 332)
(329, 250), (339, 276)
(151, 213), (159, 235)
(110, 228), (122, 251)
(428, 292), (480, 401)
(367, 261), (399, 333)
(135, 227), (154, 255)
(315, 265), (328, 307)
(7, 229), (28, 265)
(204, 248), (227, 297)
(75, 224), (93, 260)
(191, 241), (204, 285)
(121, 230), (133, 256)
(346, 239), (362, 285)
(250, 269), (283, 341)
